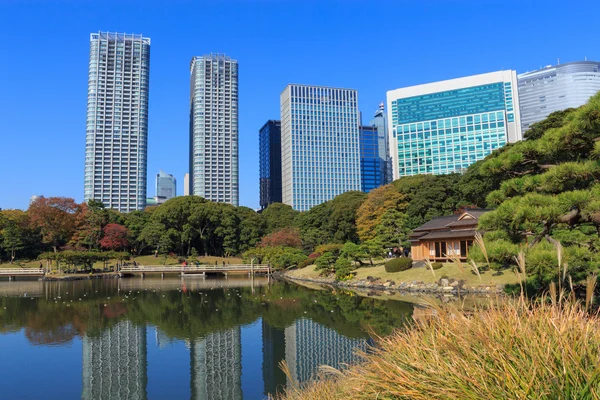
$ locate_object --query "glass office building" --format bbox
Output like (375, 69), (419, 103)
(156, 169), (176, 200)
(518, 61), (600, 132)
(387, 71), (522, 179)
(360, 104), (393, 192)
(360, 125), (385, 192)
(84, 32), (150, 212)
(280, 85), (361, 211)
(189, 54), (239, 206)
(259, 120), (282, 209)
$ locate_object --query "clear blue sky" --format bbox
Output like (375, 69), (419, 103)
(0, 0), (598, 211)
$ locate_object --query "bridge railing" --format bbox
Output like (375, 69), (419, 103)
(119, 265), (270, 273)
(0, 269), (46, 275)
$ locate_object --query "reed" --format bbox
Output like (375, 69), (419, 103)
(279, 298), (600, 400)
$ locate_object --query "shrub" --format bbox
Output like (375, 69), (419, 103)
(431, 262), (443, 270)
(315, 252), (337, 272)
(385, 257), (412, 272)
(315, 243), (344, 257)
(297, 257), (317, 269)
(308, 252), (321, 259)
(334, 257), (353, 281)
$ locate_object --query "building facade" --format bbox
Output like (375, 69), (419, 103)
(84, 32), (150, 212)
(156, 169), (176, 200)
(189, 54), (239, 206)
(259, 120), (282, 209)
(183, 173), (190, 196)
(518, 61), (600, 132)
(370, 103), (393, 185)
(359, 125), (385, 192)
(387, 71), (521, 179)
(280, 85), (361, 211)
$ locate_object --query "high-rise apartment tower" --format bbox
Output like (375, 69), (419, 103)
(280, 85), (361, 211)
(518, 61), (600, 132)
(387, 70), (521, 179)
(84, 32), (150, 212)
(189, 54), (239, 205)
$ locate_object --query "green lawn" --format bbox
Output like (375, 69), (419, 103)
(288, 262), (520, 287)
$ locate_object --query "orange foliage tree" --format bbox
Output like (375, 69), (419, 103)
(356, 185), (407, 242)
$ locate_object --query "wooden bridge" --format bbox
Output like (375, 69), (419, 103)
(119, 264), (271, 277)
(0, 268), (46, 280)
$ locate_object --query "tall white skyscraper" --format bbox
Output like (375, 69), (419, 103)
(183, 173), (190, 196)
(84, 32), (150, 212)
(280, 85), (361, 211)
(189, 54), (239, 206)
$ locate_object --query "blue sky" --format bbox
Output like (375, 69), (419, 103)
(0, 0), (598, 211)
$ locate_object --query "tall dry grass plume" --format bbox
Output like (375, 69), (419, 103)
(279, 298), (600, 400)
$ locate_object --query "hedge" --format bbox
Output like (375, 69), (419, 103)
(385, 257), (413, 272)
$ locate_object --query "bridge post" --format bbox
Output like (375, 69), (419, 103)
(161, 272), (165, 279)
(8, 276), (12, 281)
(141, 273), (145, 279)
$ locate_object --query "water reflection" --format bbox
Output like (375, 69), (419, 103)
(0, 277), (413, 399)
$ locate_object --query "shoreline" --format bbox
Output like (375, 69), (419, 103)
(42, 273), (120, 281)
(283, 271), (505, 295)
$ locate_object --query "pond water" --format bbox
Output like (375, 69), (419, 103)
(0, 276), (414, 400)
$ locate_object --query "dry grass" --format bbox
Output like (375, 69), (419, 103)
(279, 298), (600, 399)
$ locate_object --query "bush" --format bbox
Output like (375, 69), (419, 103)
(315, 243), (344, 257)
(315, 252), (337, 272)
(334, 257), (353, 281)
(385, 257), (413, 272)
(431, 262), (443, 270)
(298, 257), (317, 269)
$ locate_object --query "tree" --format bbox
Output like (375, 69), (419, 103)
(361, 238), (385, 265)
(28, 197), (78, 252)
(356, 185), (407, 241)
(100, 224), (129, 251)
(375, 209), (410, 247)
(261, 203), (298, 234)
(339, 242), (366, 266)
(1, 220), (24, 263)
(260, 228), (302, 248)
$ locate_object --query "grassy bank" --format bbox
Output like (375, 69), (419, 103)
(279, 299), (600, 399)
(287, 263), (519, 286)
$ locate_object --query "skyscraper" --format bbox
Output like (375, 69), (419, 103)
(280, 85), (361, 211)
(370, 103), (393, 185)
(189, 54), (239, 206)
(518, 61), (600, 132)
(387, 70), (521, 179)
(84, 32), (150, 212)
(156, 169), (176, 200)
(359, 103), (392, 192)
(183, 173), (190, 196)
(259, 120), (282, 209)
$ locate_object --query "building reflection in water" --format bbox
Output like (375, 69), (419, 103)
(190, 327), (242, 400)
(82, 320), (148, 400)
(284, 318), (370, 384)
(80, 318), (367, 399)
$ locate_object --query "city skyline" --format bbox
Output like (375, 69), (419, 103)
(0, 1), (598, 210)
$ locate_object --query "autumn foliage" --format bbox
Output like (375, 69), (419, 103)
(259, 228), (302, 248)
(100, 224), (129, 251)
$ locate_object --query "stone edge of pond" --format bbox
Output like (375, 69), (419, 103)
(282, 273), (505, 295)
(42, 273), (121, 281)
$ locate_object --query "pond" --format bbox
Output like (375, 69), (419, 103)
(0, 276), (415, 399)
